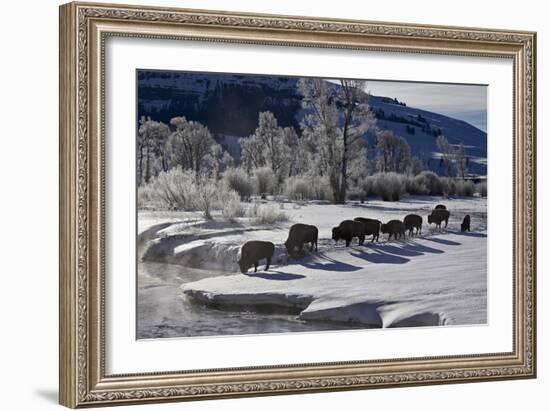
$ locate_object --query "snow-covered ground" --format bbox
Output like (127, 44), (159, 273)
(138, 196), (487, 336)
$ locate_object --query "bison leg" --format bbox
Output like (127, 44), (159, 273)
(254, 262), (258, 272)
(265, 256), (271, 271)
(359, 235), (365, 245)
(345, 238), (351, 247)
(444, 218), (449, 228)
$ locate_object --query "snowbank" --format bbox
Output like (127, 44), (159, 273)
(182, 231), (487, 328)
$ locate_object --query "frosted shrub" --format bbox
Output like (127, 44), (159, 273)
(414, 171), (444, 196)
(359, 176), (376, 198)
(454, 180), (475, 197)
(404, 175), (429, 195)
(284, 177), (310, 201)
(137, 183), (157, 209)
(223, 168), (254, 201)
(308, 176), (334, 201)
(249, 204), (289, 225)
(253, 167), (276, 198)
(476, 181), (488, 197)
(139, 167), (198, 210)
(221, 191), (246, 221)
(372, 172), (405, 201)
(439, 177), (454, 197)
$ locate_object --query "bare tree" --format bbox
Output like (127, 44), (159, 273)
(436, 135), (456, 177)
(455, 142), (468, 179)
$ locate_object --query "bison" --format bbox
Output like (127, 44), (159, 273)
(403, 214), (423, 236)
(381, 220), (406, 240)
(354, 217), (382, 242)
(238, 241), (274, 274)
(435, 204), (447, 210)
(284, 223), (318, 258)
(428, 209), (450, 229)
(461, 215), (471, 232)
(332, 220), (365, 247)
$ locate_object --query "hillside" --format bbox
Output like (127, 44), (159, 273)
(137, 70), (487, 176)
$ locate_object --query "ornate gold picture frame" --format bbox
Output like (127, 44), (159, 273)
(59, 1), (536, 408)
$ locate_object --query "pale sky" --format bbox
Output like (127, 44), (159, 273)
(328, 79), (487, 131)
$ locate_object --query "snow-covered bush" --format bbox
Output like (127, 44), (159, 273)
(284, 175), (333, 201)
(247, 203), (288, 224)
(221, 192), (246, 221)
(414, 171), (444, 196)
(454, 180), (475, 197)
(253, 167), (276, 198)
(223, 168), (254, 201)
(404, 175), (429, 195)
(138, 167), (198, 210)
(308, 176), (334, 201)
(283, 176), (310, 201)
(372, 172), (405, 201)
(476, 181), (488, 197)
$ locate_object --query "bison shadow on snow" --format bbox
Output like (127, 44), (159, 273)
(423, 237), (462, 246)
(247, 271), (306, 281)
(454, 231), (487, 238)
(300, 253), (363, 273)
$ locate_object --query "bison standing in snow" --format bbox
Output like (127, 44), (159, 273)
(461, 214), (471, 232)
(238, 241), (274, 274)
(285, 223), (318, 258)
(332, 220), (366, 247)
(428, 209), (450, 229)
(381, 220), (406, 240)
(354, 217), (382, 242)
(403, 214), (423, 236)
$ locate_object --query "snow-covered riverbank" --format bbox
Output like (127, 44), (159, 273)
(138, 196), (487, 336)
(182, 230), (487, 328)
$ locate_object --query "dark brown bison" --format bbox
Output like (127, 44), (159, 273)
(403, 214), (423, 236)
(461, 215), (471, 232)
(435, 204), (447, 210)
(285, 223), (318, 258)
(428, 209), (450, 228)
(354, 217), (381, 242)
(381, 220), (406, 240)
(238, 241), (274, 274)
(332, 220), (365, 247)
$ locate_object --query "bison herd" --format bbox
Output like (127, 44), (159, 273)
(238, 204), (473, 274)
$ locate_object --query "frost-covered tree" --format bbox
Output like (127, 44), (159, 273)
(137, 117), (170, 184)
(166, 117), (219, 175)
(375, 130), (411, 174)
(239, 111), (294, 184)
(436, 135), (456, 177)
(298, 78), (375, 204)
(455, 143), (468, 179)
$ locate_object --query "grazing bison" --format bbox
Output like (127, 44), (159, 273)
(428, 209), (450, 229)
(332, 220), (366, 247)
(461, 215), (471, 232)
(354, 217), (382, 242)
(238, 241), (274, 274)
(284, 223), (318, 258)
(381, 220), (406, 240)
(435, 204), (447, 210)
(403, 214), (423, 236)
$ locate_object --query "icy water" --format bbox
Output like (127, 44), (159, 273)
(137, 261), (368, 339)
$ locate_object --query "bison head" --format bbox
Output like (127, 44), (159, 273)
(238, 259), (249, 274)
(380, 223), (388, 234)
(428, 214), (434, 224)
(331, 227), (341, 242)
